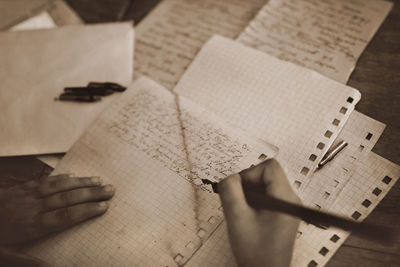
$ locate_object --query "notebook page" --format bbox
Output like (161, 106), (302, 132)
(175, 35), (361, 193)
(292, 152), (399, 267)
(237, 0), (393, 83)
(293, 110), (390, 267)
(329, 110), (386, 154)
(25, 77), (276, 266)
(300, 110), (386, 206)
(135, 0), (266, 89)
(185, 113), (397, 267)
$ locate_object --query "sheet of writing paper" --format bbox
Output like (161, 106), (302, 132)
(135, 0), (266, 89)
(300, 110), (386, 207)
(237, 0), (393, 83)
(175, 35), (361, 193)
(25, 77), (276, 266)
(8, 7), (83, 167)
(291, 151), (399, 267)
(185, 115), (397, 267)
(10, 12), (56, 31)
(0, 22), (133, 156)
(288, 109), (391, 267)
(6, 2), (84, 165)
(329, 110), (386, 154)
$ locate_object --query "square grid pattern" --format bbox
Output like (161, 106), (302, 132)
(174, 35), (360, 195)
(291, 152), (399, 267)
(25, 77), (273, 266)
(178, 109), (398, 267)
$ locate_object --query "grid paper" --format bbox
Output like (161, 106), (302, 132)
(299, 110), (386, 208)
(25, 77), (276, 266)
(237, 0), (393, 83)
(174, 35), (361, 195)
(183, 113), (398, 266)
(135, 0), (266, 89)
(292, 151), (399, 267)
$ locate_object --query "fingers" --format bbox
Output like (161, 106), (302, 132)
(240, 159), (300, 203)
(239, 158), (282, 184)
(41, 185), (115, 211)
(240, 159), (284, 189)
(218, 174), (252, 220)
(20, 180), (40, 191)
(39, 173), (73, 183)
(36, 202), (109, 235)
(38, 176), (103, 196)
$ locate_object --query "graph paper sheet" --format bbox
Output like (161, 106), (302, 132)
(237, 0), (393, 83)
(135, 0), (266, 89)
(25, 77), (277, 266)
(175, 35), (361, 193)
(299, 110), (386, 207)
(185, 111), (398, 267)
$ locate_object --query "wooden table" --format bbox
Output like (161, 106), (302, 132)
(1, 0), (399, 266)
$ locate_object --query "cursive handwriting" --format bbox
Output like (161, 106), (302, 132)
(237, 0), (392, 83)
(135, 0), (266, 89)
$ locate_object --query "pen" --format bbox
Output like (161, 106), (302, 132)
(64, 87), (115, 96)
(317, 140), (348, 169)
(56, 93), (101, 102)
(87, 82), (127, 92)
(202, 179), (396, 244)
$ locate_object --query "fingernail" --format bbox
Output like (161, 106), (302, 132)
(91, 177), (102, 184)
(98, 201), (108, 207)
(103, 185), (114, 192)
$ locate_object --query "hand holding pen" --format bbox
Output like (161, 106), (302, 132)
(206, 159), (397, 267)
(217, 159), (300, 267)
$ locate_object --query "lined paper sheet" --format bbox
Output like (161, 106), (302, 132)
(185, 113), (398, 267)
(135, 0), (266, 89)
(175, 35), (361, 192)
(25, 77), (276, 266)
(237, 0), (393, 83)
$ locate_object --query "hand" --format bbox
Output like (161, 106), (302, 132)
(218, 159), (300, 267)
(0, 174), (115, 246)
(0, 247), (50, 267)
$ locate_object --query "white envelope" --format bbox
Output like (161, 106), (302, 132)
(0, 22), (134, 156)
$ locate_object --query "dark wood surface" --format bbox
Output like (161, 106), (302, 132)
(1, 0), (399, 266)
